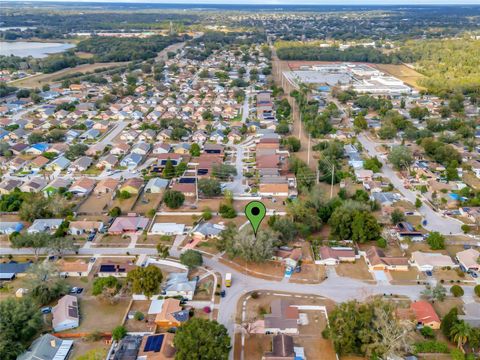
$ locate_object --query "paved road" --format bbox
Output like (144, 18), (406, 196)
(3, 245), (476, 360)
(358, 133), (463, 234)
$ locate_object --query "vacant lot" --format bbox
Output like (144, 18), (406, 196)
(72, 297), (130, 333)
(373, 63), (426, 90)
(132, 192), (162, 215)
(78, 193), (111, 214)
(389, 268), (425, 285)
(11, 62), (126, 88)
(124, 300), (157, 333)
(336, 261), (374, 282)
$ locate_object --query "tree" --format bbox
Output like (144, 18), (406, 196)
(162, 190), (185, 209)
(446, 161), (459, 181)
(225, 228), (279, 263)
(329, 201), (380, 242)
(190, 143), (201, 157)
(0, 297), (43, 360)
(388, 146), (413, 171)
(441, 307), (459, 339)
(450, 285), (464, 297)
(422, 283), (447, 302)
(268, 216), (298, 244)
(112, 325), (127, 341)
(162, 158), (176, 179)
(391, 209), (405, 225)
(212, 164), (237, 181)
(450, 321), (473, 351)
(18, 193), (50, 222)
(127, 265), (163, 298)
(10, 232), (51, 260)
(202, 208), (213, 220)
(421, 326), (435, 338)
(47, 236), (77, 256)
(109, 206), (121, 217)
(353, 114), (368, 132)
(92, 276), (120, 296)
(26, 262), (69, 305)
(426, 231), (445, 250)
(28, 132), (45, 144)
(415, 198), (423, 209)
(409, 106), (429, 120)
(475, 285), (480, 297)
(156, 243), (170, 259)
(180, 250), (203, 269)
(65, 143), (88, 161)
(364, 156), (382, 173)
(174, 318), (231, 360)
(283, 136), (301, 152)
(198, 179), (221, 197)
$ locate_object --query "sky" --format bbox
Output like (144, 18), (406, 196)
(13, 0), (480, 4)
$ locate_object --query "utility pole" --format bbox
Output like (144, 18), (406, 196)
(330, 164), (335, 199)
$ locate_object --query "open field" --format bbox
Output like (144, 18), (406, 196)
(10, 62), (126, 88)
(372, 63), (426, 90)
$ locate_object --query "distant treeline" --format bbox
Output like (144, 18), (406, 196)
(276, 44), (414, 64)
(0, 52), (90, 74)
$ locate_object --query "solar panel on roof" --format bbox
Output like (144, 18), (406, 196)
(144, 334), (164, 352)
(100, 264), (116, 272)
(68, 306), (78, 318)
(178, 177), (196, 183)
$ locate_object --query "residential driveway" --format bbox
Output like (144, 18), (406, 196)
(357, 133), (463, 234)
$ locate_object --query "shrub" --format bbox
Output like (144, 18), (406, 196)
(420, 326), (435, 338)
(475, 285), (480, 297)
(163, 190), (185, 209)
(250, 291), (259, 299)
(413, 341), (449, 354)
(376, 238), (387, 248)
(134, 311), (144, 321)
(112, 325), (127, 341)
(450, 285), (464, 297)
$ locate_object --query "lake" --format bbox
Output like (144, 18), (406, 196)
(0, 41), (75, 58)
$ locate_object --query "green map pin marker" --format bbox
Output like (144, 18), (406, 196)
(245, 201), (266, 236)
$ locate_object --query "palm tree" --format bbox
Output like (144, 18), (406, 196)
(450, 321), (473, 352)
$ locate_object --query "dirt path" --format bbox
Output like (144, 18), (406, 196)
(271, 47), (317, 171)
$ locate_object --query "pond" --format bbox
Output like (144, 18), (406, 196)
(0, 41), (75, 58)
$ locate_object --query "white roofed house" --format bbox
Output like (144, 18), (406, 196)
(52, 294), (79, 332)
(69, 220), (104, 235)
(150, 223), (185, 236)
(131, 141), (151, 156)
(162, 272), (197, 300)
(28, 219), (64, 234)
(144, 178), (169, 193)
(456, 248), (480, 271)
(410, 251), (457, 272)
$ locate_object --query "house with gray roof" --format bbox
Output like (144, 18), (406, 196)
(28, 219), (64, 234)
(163, 272), (197, 300)
(120, 153), (143, 169)
(52, 295), (79, 332)
(17, 334), (73, 360)
(192, 222), (225, 239)
(144, 178), (169, 193)
(0, 261), (31, 280)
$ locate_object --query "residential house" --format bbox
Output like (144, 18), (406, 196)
(400, 301), (441, 330)
(163, 272), (197, 300)
(0, 261), (31, 280)
(69, 177), (96, 196)
(410, 251), (456, 271)
(395, 222), (424, 241)
(94, 178), (119, 194)
(111, 142), (131, 155)
(258, 183), (289, 197)
(145, 178), (169, 193)
(71, 156), (93, 172)
(155, 298), (189, 328)
(57, 259), (91, 277)
(109, 216), (149, 234)
(52, 294), (79, 332)
(273, 247), (302, 269)
(355, 169), (374, 182)
(28, 219), (63, 234)
(96, 259), (136, 277)
(170, 182), (196, 197)
(262, 334), (295, 360)
(69, 220), (104, 235)
(80, 128), (100, 140)
(365, 246), (409, 271)
(317, 246), (356, 266)
(137, 333), (176, 360)
(45, 156), (70, 172)
(150, 223), (185, 236)
(131, 142), (151, 156)
(152, 143), (171, 155)
(120, 153), (143, 168)
(0, 178), (22, 194)
(28, 156), (50, 171)
(459, 302), (480, 328)
(96, 154), (118, 170)
(0, 221), (24, 235)
(456, 248), (479, 271)
(459, 207), (480, 223)
(120, 177), (144, 194)
(26, 143), (49, 155)
(17, 334), (73, 360)
(264, 299), (299, 335)
(192, 222), (225, 240)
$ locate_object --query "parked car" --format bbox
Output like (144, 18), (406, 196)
(70, 287), (84, 294)
(220, 290), (226, 298)
(425, 270), (433, 277)
(41, 307), (52, 314)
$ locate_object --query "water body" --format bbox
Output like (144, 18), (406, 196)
(0, 41), (75, 58)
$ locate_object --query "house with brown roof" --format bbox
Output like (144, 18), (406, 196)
(108, 216), (149, 234)
(69, 177), (96, 196)
(317, 246), (357, 265)
(264, 299), (299, 335)
(120, 178), (144, 194)
(262, 335), (295, 360)
(29, 155), (50, 170)
(456, 248), (479, 271)
(258, 183), (289, 197)
(364, 246), (409, 271)
(57, 259), (91, 277)
(94, 178), (119, 194)
(0, 179), (22, 194)
(154, 298), (189, 328)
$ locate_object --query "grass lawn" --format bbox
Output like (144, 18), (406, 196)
(72, 297), (130, 333)
(336, 261), (374, 282)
